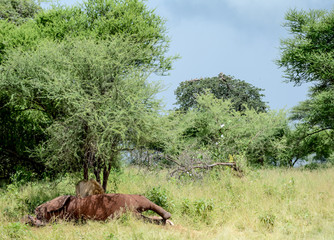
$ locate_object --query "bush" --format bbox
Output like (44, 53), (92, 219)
(145, 186), (174, 212)
(9, 167), (36, 186)
(181, 198), (192, 215)
(193, 199), (214, 217)
(180, 197), (214, 221)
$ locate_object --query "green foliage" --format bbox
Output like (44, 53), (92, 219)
(282, 81), (334, 167)
(180, 198), (214, 223)
(0, 19), (41, 64)
(19, 185), (55, 213)
(106, 232), (119, 240)
(163, 93), (288, 167)
(9, 167), (37, 186)
(145, 186), (174, 212)
(193, 199), (214, 218)
(0, 0), (176, 183)
(277, 9), (334, 90)
(291, 89), (334, 130)
(4, 183), (49, 216)
(3, 173), (76, 218)
(276, 8), (334, 165)
(0, 0), (41, 24)
(180, 198), (192, 215)
(11, 38), (164, 175)
(107, 167), (123, 193)
(1, 222), (31, 240)
(175, 73), (267, 112)
(0, 0), (174, 72)
(275, 124), (333, 166)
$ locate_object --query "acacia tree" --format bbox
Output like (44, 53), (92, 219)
(277, 9), (334, 164)
(144, 93), (288, 177)
(1, 38), (166, 190)
(0, 0), (175, 187)
(174, 73), (267, 112)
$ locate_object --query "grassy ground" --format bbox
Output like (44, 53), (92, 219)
(1, 167), (334, 239)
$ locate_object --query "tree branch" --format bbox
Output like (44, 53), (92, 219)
(170, 161), (242, 178)
(304, 127), (332, 139)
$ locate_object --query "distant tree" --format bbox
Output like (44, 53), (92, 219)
(174, 73), (267, 112)
(152, 93), (288, 174)
(276, 8), (334, 165)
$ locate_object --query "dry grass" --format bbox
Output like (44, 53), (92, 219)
(1, 167), (334, 239)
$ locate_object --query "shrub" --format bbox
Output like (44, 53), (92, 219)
(181, 198), (192, 215)
(10, 167), (36, 186)
(193, 199), (214, 218)
(180, 197), (214, 221)
(145, 186), (174, 212)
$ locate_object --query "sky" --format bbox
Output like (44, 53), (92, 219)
(58, 0), (334, 110)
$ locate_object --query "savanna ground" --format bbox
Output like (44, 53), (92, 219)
(1, 167), (334, 240)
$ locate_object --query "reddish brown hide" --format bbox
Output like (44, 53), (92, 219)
(28, 194), (172, 226)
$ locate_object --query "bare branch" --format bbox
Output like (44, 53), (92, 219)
(169, 161), (242, 179)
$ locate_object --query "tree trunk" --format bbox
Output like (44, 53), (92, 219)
(93, 157), (101, 184)
(82, 122), (90, 181)
(102, 163), (110, 192)
(101, 140), (119, 191)
(83, 160), (88, 180)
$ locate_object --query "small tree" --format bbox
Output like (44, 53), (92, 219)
(174, 73), (267, 112)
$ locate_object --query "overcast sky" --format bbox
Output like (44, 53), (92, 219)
(59, 0), (334, 110)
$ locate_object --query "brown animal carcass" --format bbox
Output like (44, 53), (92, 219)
(75, 179), (104, 198)
(26, 194), (173, 226)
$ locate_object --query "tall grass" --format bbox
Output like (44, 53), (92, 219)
(1, 167), (334, 239)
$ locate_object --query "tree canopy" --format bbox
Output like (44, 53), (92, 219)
(0, 0), (176, 186)
(0, 0), (40, 24)
(277, 8), (334, 165)
(174, 73), (267, 113)
(0, 0), (173, 71)
(277, 9), (334, 91)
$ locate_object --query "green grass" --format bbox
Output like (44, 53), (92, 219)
(1, 167), (334, 239)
